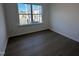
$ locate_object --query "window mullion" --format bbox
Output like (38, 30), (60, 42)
(30, 4), (33, 23)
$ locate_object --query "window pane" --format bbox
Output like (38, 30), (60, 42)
(32, 5), (42, 14)
(18, 3), (31, 14)
(33, 15), (42, 23)
(19, 14), (31, 25)
(32, 5), (42, 23)
(18, 3), (31, 25)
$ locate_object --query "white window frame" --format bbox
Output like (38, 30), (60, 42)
(17, 3), (43, 26)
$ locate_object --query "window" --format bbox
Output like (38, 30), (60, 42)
(18, 3), (42, 25)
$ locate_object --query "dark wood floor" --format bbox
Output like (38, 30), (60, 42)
(5, 29), (79, 56)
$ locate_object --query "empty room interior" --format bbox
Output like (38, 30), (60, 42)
(1, 3), (79, 56)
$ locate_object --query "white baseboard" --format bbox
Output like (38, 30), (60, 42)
(49, 28), (79, 42)
(0, 51), (5, 56)
(8, 28), (48, 38)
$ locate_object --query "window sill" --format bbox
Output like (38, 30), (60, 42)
(18, 22), (43, 27)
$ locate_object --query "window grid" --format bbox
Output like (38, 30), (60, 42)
(18, 3), (42, 25)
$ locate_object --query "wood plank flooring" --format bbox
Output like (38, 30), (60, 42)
(5, 30), (79, 56)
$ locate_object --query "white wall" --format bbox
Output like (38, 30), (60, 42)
(49, 3), (79, 42)
(4, 3), (49, 37)
(0, 4), (7, 55)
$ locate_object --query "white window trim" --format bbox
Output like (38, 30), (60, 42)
(17, 3), (43, 26)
